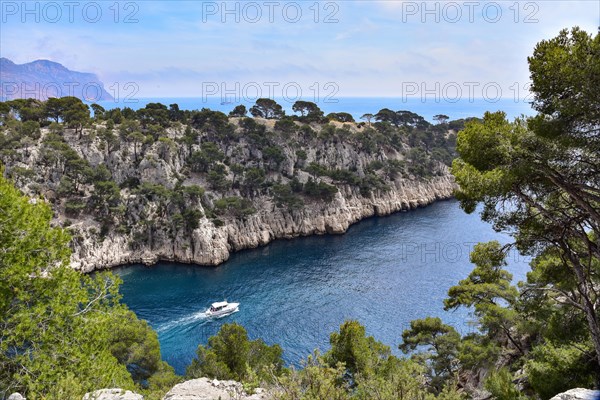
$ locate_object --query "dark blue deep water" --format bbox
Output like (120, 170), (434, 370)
(116, 200), (529, 374)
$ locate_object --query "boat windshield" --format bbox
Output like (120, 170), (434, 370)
(209, 302), (232, 313)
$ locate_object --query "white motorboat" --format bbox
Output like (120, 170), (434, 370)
(205, 301), (239, 317)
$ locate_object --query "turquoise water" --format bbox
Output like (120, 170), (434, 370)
(116, 200), (529, 374)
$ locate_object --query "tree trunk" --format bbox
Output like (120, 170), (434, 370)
(562, 243), (600, 372)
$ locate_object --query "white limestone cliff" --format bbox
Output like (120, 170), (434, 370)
(70, 175), (455, 272)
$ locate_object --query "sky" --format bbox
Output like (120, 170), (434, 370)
(1, 0), (599, 101)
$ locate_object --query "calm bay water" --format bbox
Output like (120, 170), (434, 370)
(116, 200), (530, 374)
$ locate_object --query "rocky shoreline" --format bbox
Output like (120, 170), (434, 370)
(71, 175), (456, 272)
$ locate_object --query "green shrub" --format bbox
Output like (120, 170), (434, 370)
(271, 183), (304, 210)
(213, 196), (256, 218)
(65, 198), (86, 217)
(526, 342), (597, 399)
(303, 178), (338, 202)
(186, 323), (285, 385)
(484, 368), (526, 400)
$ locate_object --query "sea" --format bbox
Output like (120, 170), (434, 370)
(115, 200), (530, 374)
(94, 96), (534, 122)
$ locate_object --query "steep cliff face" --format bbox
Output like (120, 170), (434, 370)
(70, 174), (455, 272)
(1, 114), (457, 272)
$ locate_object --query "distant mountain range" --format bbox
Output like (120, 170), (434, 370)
(0, 58), (114, 102)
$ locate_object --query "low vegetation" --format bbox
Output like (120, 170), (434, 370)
(0, 170), (180, 400)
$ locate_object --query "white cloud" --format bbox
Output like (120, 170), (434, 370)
(2, 0), (598, 98)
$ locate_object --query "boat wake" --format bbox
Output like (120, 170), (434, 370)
(155, 302), (240, 335)
(156, 311), (209, 333)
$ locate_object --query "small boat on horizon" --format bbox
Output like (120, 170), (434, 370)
(205, 300), (239, 317)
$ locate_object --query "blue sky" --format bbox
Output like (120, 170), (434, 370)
(1, 1), (598, 99)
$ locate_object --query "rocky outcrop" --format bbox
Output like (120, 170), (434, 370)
(71, 174), (455, 272)
(82, 389), (143, 400)
(80, 379), (269, 400)
(163, 378), (268, 400)
(549, 388), (600, 400)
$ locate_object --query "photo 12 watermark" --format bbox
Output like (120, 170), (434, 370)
(400, 81), (534, 103)
(396, 241), (524, 264)
(0, 81), (140, 103)
(399, 1), (539, 24)
(1, 1), (140, 23)
(201, 81), (340, 104)
(199, 1), (339, 23)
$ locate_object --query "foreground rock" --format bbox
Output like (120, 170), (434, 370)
(163, 378), (268, 400)
(550, 388), (600, 400)
(83, 389), (143, 400)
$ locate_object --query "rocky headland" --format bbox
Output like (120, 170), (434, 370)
(0, 104), (458, 272)
(0, 58), (114, 102)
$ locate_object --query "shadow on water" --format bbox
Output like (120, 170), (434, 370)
(114, 199), (530, 374)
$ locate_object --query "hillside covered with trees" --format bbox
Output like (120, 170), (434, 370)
(0, 94), (460, 271)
